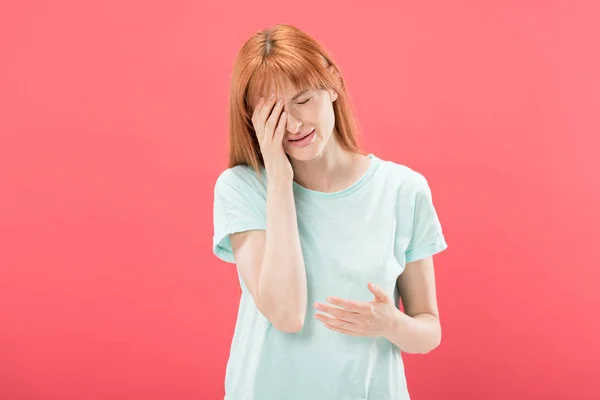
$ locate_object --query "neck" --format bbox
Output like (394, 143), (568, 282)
(289, 134), (368, 193)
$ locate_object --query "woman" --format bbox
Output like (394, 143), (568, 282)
(212, 24), (448, 400)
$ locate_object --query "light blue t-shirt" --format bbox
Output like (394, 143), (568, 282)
(212, 153), (448, 400)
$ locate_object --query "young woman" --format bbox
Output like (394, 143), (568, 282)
(212, 24), (448, 400)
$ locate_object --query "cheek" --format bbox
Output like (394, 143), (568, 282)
(304, 101), (328, 121)
(289, 100), (332, 129)
(318, 102), (335, 128)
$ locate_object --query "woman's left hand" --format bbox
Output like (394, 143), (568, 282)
(313, 283), (400, 338)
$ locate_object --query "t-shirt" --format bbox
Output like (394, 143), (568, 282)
(212, 153), (448, 400)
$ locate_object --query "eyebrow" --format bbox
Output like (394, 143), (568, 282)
(290, 89), (311, 102)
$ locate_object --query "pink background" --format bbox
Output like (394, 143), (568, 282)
(1, 1), (599, 399)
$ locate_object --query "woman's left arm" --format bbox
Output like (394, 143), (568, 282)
(313, 255), (443, 354)
(385, 255), (441, 354)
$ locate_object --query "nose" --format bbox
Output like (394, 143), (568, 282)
(285, 112), (302, 134)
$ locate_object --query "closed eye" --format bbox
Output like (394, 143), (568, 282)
(297, 98), (311, 105)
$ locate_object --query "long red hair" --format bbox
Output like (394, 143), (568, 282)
(227, 24), (363, 174)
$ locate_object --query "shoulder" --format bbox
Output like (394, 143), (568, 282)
(214, 164), (267, 196)
(374, 155), (430, 194)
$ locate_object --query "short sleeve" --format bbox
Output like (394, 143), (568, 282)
(213, 168), (267, 263)
(404, 174), (448, 263)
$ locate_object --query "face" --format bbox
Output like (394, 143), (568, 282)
(253, 80), (339, 161)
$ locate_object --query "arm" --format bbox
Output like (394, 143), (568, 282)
(230, 179), (307, 333)
(384, 255), (441, 354)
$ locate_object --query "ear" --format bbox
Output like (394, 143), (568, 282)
(327, 66), (340, 102)
(329, 89), (338, 102)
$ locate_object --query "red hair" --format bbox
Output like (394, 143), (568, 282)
(227, 24), (364, 174)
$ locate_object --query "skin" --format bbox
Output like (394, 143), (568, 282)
(244, 79), (442, 353)
(250, 81), (371, 193)
(250, 82), (338, 161)
(314, 257), (442, 354)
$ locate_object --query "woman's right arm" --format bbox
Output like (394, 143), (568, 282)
(229, 94), (307, 333)
(230, 179), (307, 333)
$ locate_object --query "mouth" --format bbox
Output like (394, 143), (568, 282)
(287, 128), (316, 148)
(288, 129), (314, 142)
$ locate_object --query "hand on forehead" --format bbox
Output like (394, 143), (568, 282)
(250, 77), (308, 109)
(251, 85), (312, 111)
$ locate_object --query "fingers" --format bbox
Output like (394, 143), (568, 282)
(315, 313), (356, 331)
(325, 297), (372, 313)
(323, 323), (361, 336)
(259, 94), (279, 124)
(368, 283), (390, 302)
(251, 94), (276, 128)
(273, 111), (287, 144)
(313, 302), (361, 323)
(251, 94), (285, 145)
(264, 98), (285, 143)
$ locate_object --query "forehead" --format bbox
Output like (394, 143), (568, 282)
(248, 75), (312, 108)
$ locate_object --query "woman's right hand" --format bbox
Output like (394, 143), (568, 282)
(252, 94), (293, 182)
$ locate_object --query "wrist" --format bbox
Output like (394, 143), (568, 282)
(266, 177), (294, 194)
(384, 308), (410, 339)
(266, 169), (293, 185)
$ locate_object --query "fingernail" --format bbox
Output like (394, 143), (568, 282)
(270, 92), (275, 99)
(277, 98), (283, 105)
(314, 303), (322, 310)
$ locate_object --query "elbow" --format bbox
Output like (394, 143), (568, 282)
(420, 314), (442, 354)
(419, 338), (441, 354)
(272, 315), (305, 333)
(402, 321), (441, 355)
(256, 300), (305, 333)
(269, 307), (306, 333)
(420, 329), (442, 354)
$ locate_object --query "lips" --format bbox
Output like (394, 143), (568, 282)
(288, 129), (314, 141)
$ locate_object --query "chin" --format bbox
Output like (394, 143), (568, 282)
(285, 141), (324, 161)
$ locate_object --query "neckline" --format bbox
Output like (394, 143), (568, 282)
(292, 153), (380, 199)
